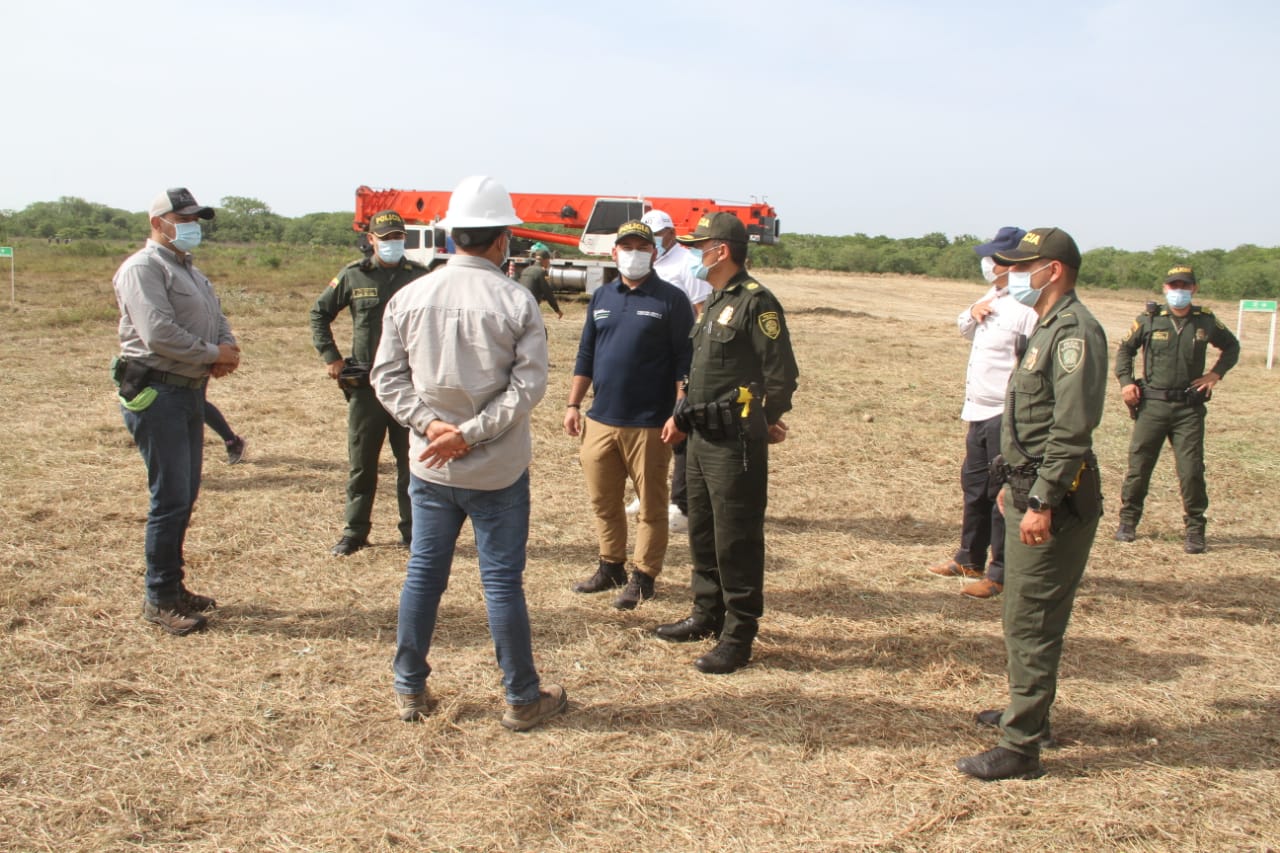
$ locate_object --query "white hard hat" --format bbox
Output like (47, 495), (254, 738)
(642, 209), (675, 232)
(437, 175), (521, 230)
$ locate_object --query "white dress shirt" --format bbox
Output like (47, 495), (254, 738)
(957, 286), (1040, 422)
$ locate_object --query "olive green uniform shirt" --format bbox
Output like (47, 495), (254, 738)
(1001, 290), (1109, 508)
(518, 263), (561, 315)
(1114, 304), (1240, 389)
(687, 269), (799, 424)
(310, 257), (430, 366)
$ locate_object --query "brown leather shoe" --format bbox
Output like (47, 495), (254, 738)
(396, 689), (434, 722)
(961, 578), (1003, 598)
(928, 559), (983, 578)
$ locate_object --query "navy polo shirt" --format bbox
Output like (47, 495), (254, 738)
(573, 273), (695, 428)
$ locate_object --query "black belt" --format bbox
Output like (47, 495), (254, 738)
(1143, 386), (1187, 402)
(150, 370), (207, 389)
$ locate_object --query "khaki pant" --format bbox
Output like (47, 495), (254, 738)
(579, 418), (672, 577)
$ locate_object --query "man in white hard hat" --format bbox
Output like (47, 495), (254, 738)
(372, 175), (567, 731)
(635, 209), (712, 534)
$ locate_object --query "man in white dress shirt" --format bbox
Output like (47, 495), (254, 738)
(927, 227), (1040, 598)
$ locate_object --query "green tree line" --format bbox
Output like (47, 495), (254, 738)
(2, 197), (1276, 298)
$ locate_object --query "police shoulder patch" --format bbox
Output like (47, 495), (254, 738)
(746, 282), (759, 290)
(328, 276), (341, 288)
(1057, 338), (1085, 373)
(759, 311), (781, 340)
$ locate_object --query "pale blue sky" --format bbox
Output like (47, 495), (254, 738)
(3, 0), (1275, 251)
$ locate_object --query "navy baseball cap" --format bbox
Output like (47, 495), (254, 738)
(972, 226), (1026, 258)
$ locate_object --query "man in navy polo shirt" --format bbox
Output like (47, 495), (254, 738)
(564, 220), (695, 610)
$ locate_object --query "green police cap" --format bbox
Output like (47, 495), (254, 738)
(368, 209), (407, 237)
(1164, 265), (1197, 286)
(992, 227), (1081, 270)
(676, 212), (747, 245)
(616, 219), (655, 245)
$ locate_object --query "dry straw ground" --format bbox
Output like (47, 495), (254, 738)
(1, 243), (1277, 852)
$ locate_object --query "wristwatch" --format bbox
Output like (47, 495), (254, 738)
(1027, 495), (1050, 512)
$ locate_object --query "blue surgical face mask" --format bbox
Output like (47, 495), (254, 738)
(376, 239), (406, 265)
(1007, 263), (1053, 307)
(654, 235), (669, 258)
(1165, 288), (1193, 309)
(692, 244), (722, 281)
(169, 220), (203, 252)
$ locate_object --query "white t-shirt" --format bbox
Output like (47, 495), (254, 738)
(653, 243), (711, 307)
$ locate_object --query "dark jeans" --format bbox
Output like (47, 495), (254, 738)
(394, 471), (542, 704)
(122, 384), (204, 604)
(671, 439), (688, 514)
(956, 415), (1005, 584)
(203, 398), (236, 443)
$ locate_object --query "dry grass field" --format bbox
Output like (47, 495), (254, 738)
(1, 242), (1277, 851)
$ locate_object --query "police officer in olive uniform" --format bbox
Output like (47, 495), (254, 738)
(652, 212), (799, 675)
(956, 228), (1107, 781)
(311, 210), (431, 556)
(1114, 266), (1239, 554)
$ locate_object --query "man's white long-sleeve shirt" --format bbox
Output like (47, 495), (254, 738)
(957, 286), (1040, 422)
(372, 255), (548, 490)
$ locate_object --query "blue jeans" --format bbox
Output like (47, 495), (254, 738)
(203, 398), (236, 443)
(394, 470), (542, 705)
(122, 384), (205, 604)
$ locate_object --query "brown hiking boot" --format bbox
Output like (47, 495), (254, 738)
(613, 570), (655, 610)
(1185, 529), (1206, 554)
(142, 600), (207, 636)
(396, 689), (434, 722)
(927, 559), (982, 579)
(180, 585), (217, 613)
(572, 560), (626, 593)
(501, 685), (568, 731)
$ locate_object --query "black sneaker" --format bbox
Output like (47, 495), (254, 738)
(572, 559), (626, 593)
(613, 570), (655, 610)
(330, 535), (369, 557)
(225, 436), (247, 465)
(1115, 523), (1137, 543)
(1185, 529), (1206, 554)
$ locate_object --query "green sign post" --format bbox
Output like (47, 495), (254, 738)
(1236, 298), (1277, 370)
(1, 247), (12, 308)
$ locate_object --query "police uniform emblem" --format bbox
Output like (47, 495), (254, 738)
(1195, 327), (1208, 342)
(1057, 338), (1084, 373)
(759, 311), (781, 340)
(1152, 330), (1170, 341)
(717, 305), (736, 325)
(1022, 347), (1040, 371)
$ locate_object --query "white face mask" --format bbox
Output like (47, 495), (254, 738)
(981, 256), (997, 284)
(616, 248), (653, 280)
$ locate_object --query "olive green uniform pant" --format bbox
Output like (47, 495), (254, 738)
(1119, 399), (1207, 531)
(685, 432), (768, 648)
(999, 504), (1099, 757)
(345, 385), (412, 542)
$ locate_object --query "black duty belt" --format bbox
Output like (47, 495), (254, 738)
(1143, 386), (1188, 402)
(150, 370), (207, 389)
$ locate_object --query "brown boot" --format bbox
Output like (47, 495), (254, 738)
(961, 578), (1003, 599)
(572, 560), (626, 593)
(501, 685), (568, 731)
(396, 688), (434, 722)
(142, 600), (207, 636)
(927, 559), (982, 578)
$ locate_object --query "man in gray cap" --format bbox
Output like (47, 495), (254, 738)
(113, 188), (241, 634)
(927, 227), (1039, 599)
